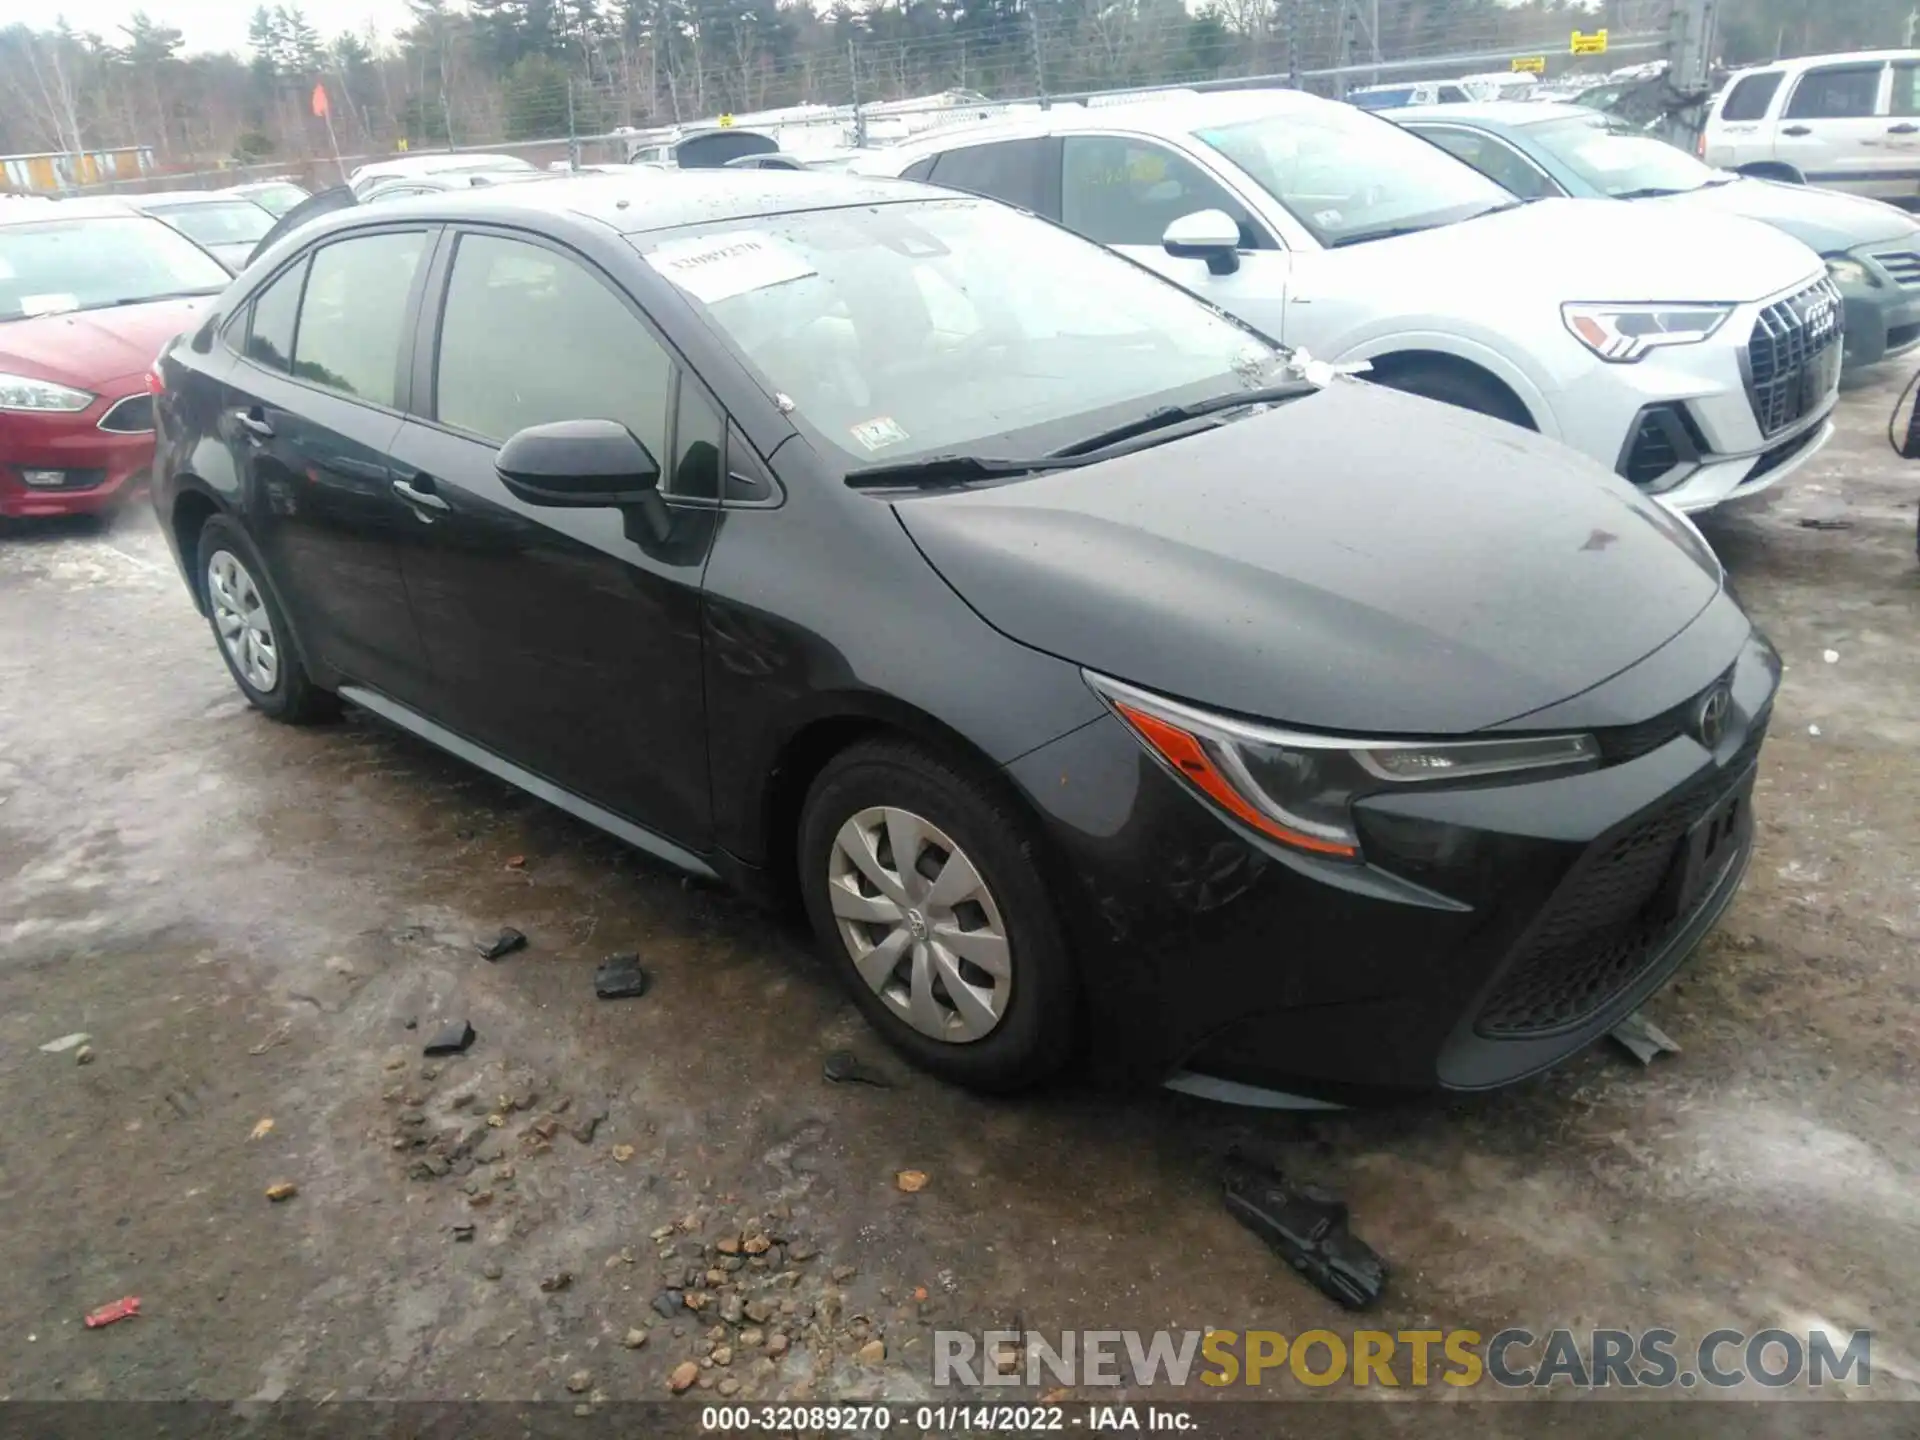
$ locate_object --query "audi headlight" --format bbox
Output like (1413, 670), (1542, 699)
(1089, 674), (1599, 860)
(0, 371), (95, 413)
(1823, 254), (1876, 288)
(1562, 303), (1733, 363)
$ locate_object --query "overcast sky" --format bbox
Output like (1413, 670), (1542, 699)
(48, 0), (412, 55)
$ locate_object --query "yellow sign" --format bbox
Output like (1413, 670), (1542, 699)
(1570, 28), (1608, 55)
(718, 113), (734, 127)
(1511, 55), (1546, 74)
(396, 137), (409, 151)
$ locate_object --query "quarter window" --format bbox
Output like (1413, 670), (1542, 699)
(1783, 64), (1882, 120)
(1061, 136), (1266, 249)
(292, 230), (429, 406)
(1892, 61), (1920, 117)
(245, 258), (306, 374)
(433, 233), (672, 463)
(1719, 71), (1783, 121)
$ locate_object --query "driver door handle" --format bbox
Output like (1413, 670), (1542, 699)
(392, 474), (449, 512)
(1781, 124), (1813, 136)
(236, 407), (273, 440)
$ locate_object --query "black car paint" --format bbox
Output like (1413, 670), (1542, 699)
(151, 176), (1775, 1100)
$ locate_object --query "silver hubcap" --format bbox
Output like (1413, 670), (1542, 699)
(206, 549), (279, 693)
(827, 806), (1011, 1044)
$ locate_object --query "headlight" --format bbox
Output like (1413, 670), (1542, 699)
(1089, 674), (1600, 860)
(1562, 303), (1733, 363)
(1823, 254), (1876, 288)
(0, 371), (95, 413)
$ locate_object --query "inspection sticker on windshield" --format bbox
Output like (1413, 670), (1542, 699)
(849, 417), (909, 452)
(20, 293), (79, 317)
(645, 232), (815, 304)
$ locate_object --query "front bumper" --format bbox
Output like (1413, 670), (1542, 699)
(1004, 626), (1779, 1103)
(1832, 243), (1920, 369)
(1549, 272), (1841, 516)
(0, 384), (156, 519)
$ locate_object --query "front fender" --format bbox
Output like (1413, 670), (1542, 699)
(1333, 329), (1564, 441)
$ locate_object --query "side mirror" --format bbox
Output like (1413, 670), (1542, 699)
(1163, 209), (1242, 276)
(496, 419), (661, 507)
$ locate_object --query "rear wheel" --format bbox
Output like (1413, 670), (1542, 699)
(197, 514), (337, 724)
(798, 738), (1078, 1092)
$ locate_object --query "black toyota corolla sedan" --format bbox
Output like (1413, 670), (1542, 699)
(150, 173), (1777, 1105)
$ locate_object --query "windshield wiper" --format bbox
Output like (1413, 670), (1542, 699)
(844, 453), (1094, 490)
(1612, 185), (1691, 199)
(92, 288), (225, 311)
(1047, 382), (1311, 457)
(1328, 223), (1437, 248)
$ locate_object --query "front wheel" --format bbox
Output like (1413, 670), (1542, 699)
(197, 514), (337, 724)
(798, 738), (1078, 1093)
(1370, 361), (1535, 430)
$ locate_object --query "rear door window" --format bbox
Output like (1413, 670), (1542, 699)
(1783, 64), (1883, 120)
(244, 258), (306, 374)
(1719, 71), (1783, 121)
(432, 231), (672, 463)
(1891, 61), (1920, 117)
(292, 230), (430, 407)
(928, 139), (1056, 215)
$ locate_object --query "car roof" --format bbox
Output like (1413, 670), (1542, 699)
(123, 190), (259, 207)
(1395, 100), (1596, 130)
(0, 196), (137, 226)
(323, 170), (954, 237)
(1731, 49), (1920, 73)
(860, 87), (1334, 165)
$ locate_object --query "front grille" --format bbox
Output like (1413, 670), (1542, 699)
(1592, 668), (1735, 764)
(1746, 279), (1843, 439)
(97, 394), (154, 433)
(1872, 248), (1920, 287)
(1739, 423), (1824, 490)
(1474, 714), (1769, 1038)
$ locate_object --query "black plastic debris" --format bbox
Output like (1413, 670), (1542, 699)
(1797, 517), (1855, 531)
(1610, 1010), (1681, 1066)
(594, 954), (651, 1001)
(1222, 1158), (1388, 1311)
(823, 1050), (894, 1088)
(424, 1019), (476, 1056)
(477, 927), (527, 961)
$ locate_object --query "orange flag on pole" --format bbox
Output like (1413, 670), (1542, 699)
(311, 83), (330, 118)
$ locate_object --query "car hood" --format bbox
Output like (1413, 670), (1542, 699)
(894, 383), (1723, 735)
(1341, 196), (1821, 303)
(1647, 176), (1920, 253)
(0, 296), (207, 387)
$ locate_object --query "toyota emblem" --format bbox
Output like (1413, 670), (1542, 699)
(1694, 685), (1732, 749)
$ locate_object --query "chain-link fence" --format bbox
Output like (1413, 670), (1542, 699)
(48, 0), (1682, 197)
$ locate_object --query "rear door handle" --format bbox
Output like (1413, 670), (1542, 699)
(1781, 125), (1813, 136)
(1890, 123), (1919, 134)
(236, 408), (273, 440)
(392, 474), (450, 512)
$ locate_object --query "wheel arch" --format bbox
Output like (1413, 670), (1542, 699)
(1736, 161), (1806, 184)
(168, 480), (224, 614)
(1359, 348), (1542, 431)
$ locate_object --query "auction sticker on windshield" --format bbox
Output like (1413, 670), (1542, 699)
(849, 417), (910, 451)
(646, 231), (815, 304)
(20, 293), (79, 317)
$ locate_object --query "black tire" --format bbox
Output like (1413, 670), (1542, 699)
(1371, 361), (1535, 430)
(196, 513), (338, 724)
(798, 738), (1078, 1093)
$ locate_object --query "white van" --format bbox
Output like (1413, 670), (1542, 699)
(1704, 50), (1920, 203)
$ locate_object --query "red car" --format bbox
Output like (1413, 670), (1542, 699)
(1, 198), (231, 519)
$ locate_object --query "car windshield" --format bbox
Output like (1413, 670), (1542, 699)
(149, 200), (276, 246)
(0, 215), (230, 321)
(1197, 105), (1511, 246)
(637, 198), (1284, 466)
(1523, 115), (1722, 196)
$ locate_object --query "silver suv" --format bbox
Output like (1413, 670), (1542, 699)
(1705, 50), (1920, 204)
